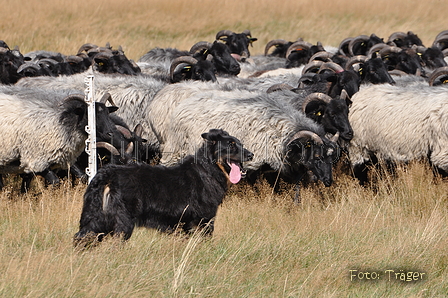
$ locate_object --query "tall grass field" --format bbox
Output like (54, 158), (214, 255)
(1, 0), (448, 297)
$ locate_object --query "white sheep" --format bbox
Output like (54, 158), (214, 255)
(348, 82), (448, 180)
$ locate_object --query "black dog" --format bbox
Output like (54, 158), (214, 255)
(74, 129), (253, 246)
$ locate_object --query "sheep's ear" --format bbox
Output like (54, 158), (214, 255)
(59, 95), (88, 127)
(107, 106), (119, 113)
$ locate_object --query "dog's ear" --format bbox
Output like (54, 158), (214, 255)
(201, 129), (229, 142)
(201, 132), (210, 140)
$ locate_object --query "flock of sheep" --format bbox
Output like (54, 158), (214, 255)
(1, 28), (448, 196)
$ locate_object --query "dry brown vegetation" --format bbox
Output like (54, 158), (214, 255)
(1, 0), (448, 296)
(2, 0), (448, 60)
(1, 163), (447, 297)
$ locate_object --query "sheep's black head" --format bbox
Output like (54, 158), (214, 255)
(345, 54), (395, 85)
(302, 93), (353, 142)
(208, 41), (241, 76)
(285, 131), (340, 187)
(421, 47), (447, 69)
(170, 56), (217, 83)
(216, 30), (258, 61)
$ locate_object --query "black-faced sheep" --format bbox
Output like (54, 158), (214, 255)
(0, 87), (123, 191)
(348, 82), (448, 183)
(155, 88), (340, 188)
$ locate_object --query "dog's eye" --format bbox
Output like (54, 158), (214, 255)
(228, 142), (236, 150)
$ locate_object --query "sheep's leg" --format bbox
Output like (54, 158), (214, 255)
(70, 164), (88, 183)
(353, 163), (369, 186)
(293, 183), (301, 204)
(42, 169), (60, 187)
(20, 173), (34, 193)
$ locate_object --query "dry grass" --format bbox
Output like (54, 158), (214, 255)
(2, 0), (447, 60)
(0, 162), (447, 297)
(1, 0), (448, 296)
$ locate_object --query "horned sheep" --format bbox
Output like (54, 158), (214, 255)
(0, 86), (123, 191)
(155, 88), (340, 188)
(16, 72), (169, 153)
(348, 82), (448, 183)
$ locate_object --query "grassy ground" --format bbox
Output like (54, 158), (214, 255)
(0, 163), (447, 297)
(2, 0), (448, 61)
(1, 0), (448, 296)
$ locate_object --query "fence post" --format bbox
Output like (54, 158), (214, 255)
(84, 75), (97, 183)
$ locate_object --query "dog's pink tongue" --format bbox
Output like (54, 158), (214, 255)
(228, 162), (242, 184)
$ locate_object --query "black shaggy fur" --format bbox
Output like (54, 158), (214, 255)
(74, 129), (253, 246)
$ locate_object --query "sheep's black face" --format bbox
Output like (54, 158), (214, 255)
(201, 129), (254, 184)
(395, 50), (423, 76)
(222, 33), (257, 60)
(192, 60), (217, 82)
(286, 137), (340, 187)
(321, 98), (353, 141)
(422, 47), (447, 69)
(209, 42), (241, 76)
(362, 57), (395, 85)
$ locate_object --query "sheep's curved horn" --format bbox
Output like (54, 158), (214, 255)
(66, 55), (84, 63)
(98, 92), (116, 106)
(116, 125), (133, 139)
(77, 43), (98, 54)
(338, 37), (353, 56)
(264, 39), (289, 56)
(428, 66), (448, 86)
(37, 58), (59, 66)
(242, 29), (252, 37)
(59, 94), (85, 107)
(93, 51), (114, 59)
(97, 141), (120, 156)
(309, 51), (333, 63)
(216, 30), (234, 40)
(287, 130), (324, 146)
(340, 89), (350, 102)
(318, 61), (345, 73)
(189, 41), (213, 54)
(388, 69), (409, 77)
(330, 131), (340, 143)
(367, 43), (389, 58)
(435, 30), (448, 41)
(379, 45), (402, 57)
(125, 142), (134, 155)
(302, 92), (332, 112)
(17, 62), (41, 73)
(345, 55), (369, 70)
(443, 48), (448, 57)
(169, 56), (198, 81)
(348, 35), (370, 56)
(286, 41), (313, 60)
(266, 83), (294, 93)
(134, 124), (143, 137)
(413, 45), (427, 55)
(432, 31), (448, 49)
(298, 72), (317, 88)
(302, 60), (324, 75)
(387, 31), (407, 44)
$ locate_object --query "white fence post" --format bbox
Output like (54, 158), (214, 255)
(84, 75), (97, 183)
